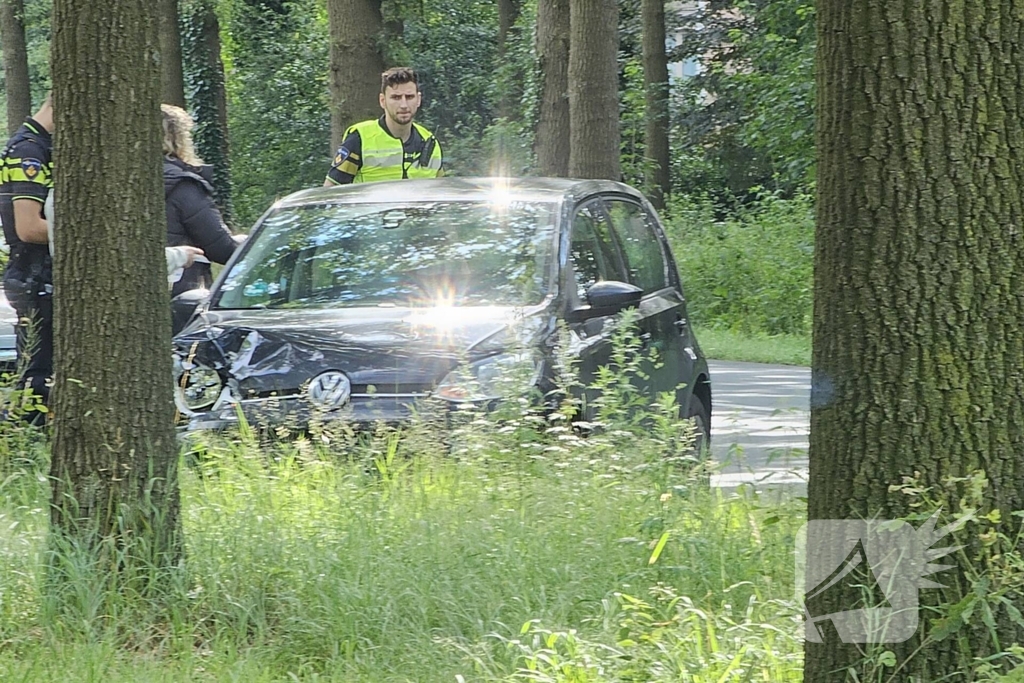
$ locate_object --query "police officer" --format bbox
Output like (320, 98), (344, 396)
(1, 94), (54, 417)
(324, 67), (444, 186)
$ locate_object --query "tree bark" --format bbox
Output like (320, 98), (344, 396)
(159, 0), (186, 107)
(535, 0), (569, 177)
(641, 0), (670, 209)
(568, 0), (620, 180)
(326, 0), (385, 152)
(807, 0), (1024, 679)
(0, 0), (31, 135)
(51, 0), (180, 570)
(182, 0), (233, 226)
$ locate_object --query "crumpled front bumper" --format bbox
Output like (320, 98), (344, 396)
(176, 390), (446, 433)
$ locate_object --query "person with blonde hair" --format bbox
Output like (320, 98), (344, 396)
(162, 104), (243, 296)
(43, 190), (204, 285)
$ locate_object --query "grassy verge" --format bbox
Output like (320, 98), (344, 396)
(694, 325), (811, 366)
(0, 406), (807, 681)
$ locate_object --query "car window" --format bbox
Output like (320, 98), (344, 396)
(605, 199), (669, 293)
(569, 202), (626, 298)
(214, 200), (559, 309)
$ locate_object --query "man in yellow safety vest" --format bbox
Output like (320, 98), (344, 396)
(324, 67), (444, 186)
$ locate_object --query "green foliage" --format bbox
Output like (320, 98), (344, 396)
(0, 429), (804, 681)
(401, 0), (502, 175)
(23, 0), (51, 101)
(692, 325), (811, 366)
(671, 0), (816, 200)
(484, 0), (539, 177)
(842, 472), (1024, 681)
(619, 57), (647, 189)
(182, 0), (234, 225)
(495, 583), (803, 682)
(219, 0), (330, 228)
(663, 192), (814, 336)
(0, 0), (53, 125)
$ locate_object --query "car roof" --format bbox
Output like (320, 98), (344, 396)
(275, 176), (648, 209)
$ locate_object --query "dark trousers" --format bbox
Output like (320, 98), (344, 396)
(3, 278), (53, 411)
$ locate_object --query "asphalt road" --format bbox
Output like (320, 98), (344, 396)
(706, 360), (810, 493)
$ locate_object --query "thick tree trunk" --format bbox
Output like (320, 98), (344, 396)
(807, 0), (1024, 680)
(641, 0), (670, 209)
(159, 0), (186, 108)
(183, 0), (233, 226)
(568, 0), (620, 180)
(0, 0), (31, 134)
(326, 0), (385, 152)
(51, 0), (180, 570)
(534, 0), (569, 177)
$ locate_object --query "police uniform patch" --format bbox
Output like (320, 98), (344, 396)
(21, 158), (42, 179)
(334, 147), (350, 167)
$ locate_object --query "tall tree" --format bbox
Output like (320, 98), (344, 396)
(641, 0), (669, 209)
(326, 0), (385, 151)
(568, 0), (619, 180)
(51, 0), (180, 570)
(0, 0), (31, 134)
(182, 0), (232, 226)
(535, 0), (569, 177)
(158, 0), (186, 107)
(807, 0), (1024, 680)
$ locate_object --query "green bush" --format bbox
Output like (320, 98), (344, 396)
(663, 192), (814, 337)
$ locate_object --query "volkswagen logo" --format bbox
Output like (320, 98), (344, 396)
(307, 371), (352, 408)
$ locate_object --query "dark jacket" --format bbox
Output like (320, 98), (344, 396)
(164, 156), (236, 296)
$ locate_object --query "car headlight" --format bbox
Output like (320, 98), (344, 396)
(434, 352), (542, 403)
(174, 355), (223, 413)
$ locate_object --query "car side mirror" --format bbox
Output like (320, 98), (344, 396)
(567, 280), (643, 323)
(171, 288), (210, 336)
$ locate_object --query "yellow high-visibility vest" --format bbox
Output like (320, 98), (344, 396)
(349, 120), (442, 183)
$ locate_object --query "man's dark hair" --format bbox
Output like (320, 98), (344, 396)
(381, 67), (419, 94)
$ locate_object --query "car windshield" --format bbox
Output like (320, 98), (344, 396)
(213, 199), (559, 310)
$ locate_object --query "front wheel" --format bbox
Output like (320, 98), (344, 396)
(685, 394), (712, 485)
(686, 394), (711, 457)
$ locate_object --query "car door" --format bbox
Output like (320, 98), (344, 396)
(602, 195), (693, 406)
(564, 199), (632, 418)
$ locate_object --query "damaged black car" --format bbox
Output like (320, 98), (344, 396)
(171, 177), (712, 445)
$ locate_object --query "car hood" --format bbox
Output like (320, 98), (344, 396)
(173, 305), (550, 397)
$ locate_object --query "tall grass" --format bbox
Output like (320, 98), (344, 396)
(663, 193), (814, 338)
(0, 323), (807, 681)
(692, 325), (811, 367)
(0, 412), (805, 682)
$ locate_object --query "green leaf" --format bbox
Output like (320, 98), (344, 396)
(998, 596), (1024, 627)
(878, 651), (897, 668)
(930, 595), (975, 641)
(962, 596), (978, 624)
(981, 601), (997, 631)
(648, 532), (670, 565)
